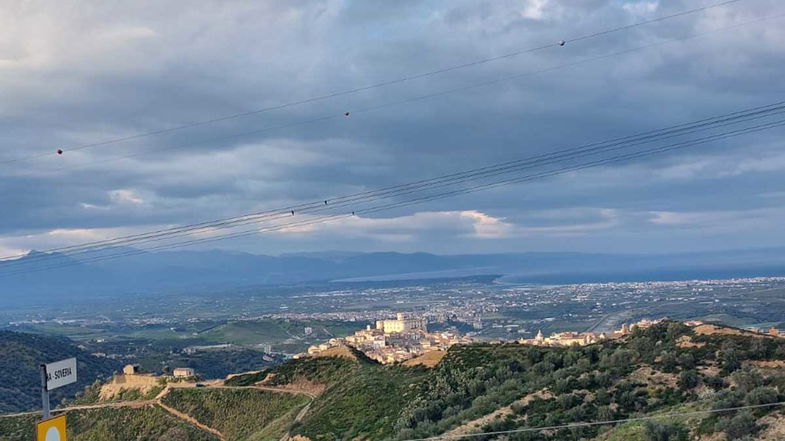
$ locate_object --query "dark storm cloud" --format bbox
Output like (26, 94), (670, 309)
(1, 0), (784, 255)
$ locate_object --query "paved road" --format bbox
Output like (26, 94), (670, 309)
(584, 314), (611, 333)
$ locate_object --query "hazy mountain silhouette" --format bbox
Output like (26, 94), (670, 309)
(3, 247), (785, 306)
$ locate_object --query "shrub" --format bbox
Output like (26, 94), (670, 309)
(744, 386), (779, 406)
(677, 370), (700, 390)
(644, 421), (689, 441)
(716, 411), (757, 440)
(730, 368), (763, 393)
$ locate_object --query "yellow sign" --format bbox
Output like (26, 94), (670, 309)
(36, 414), (66, 441)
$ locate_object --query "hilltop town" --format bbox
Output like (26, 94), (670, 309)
(305, 313), (685, 363)
(520, 317), (670, 347)
(305, 310), (785, 368)
(305, 312), (472, 364)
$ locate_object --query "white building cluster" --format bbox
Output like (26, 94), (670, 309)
(306, 312), (471, 364)
(520, 318), (667, 347)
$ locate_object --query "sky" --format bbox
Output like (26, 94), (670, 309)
(1, 0), (784, 257)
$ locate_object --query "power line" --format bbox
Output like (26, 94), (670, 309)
(3, 114), (783, 276)
(28, 9), (785, 176)
(0, 0), (747, 166)
(401, 401), (785, 440)
(3, 100), (783, 267)
(3, 104), (784, 267)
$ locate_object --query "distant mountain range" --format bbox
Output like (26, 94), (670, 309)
(3, 247), (785, 306)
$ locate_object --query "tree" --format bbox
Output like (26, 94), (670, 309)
(532, 361), (555, 375)
(676, 352), (695, 369)
(602, 349), (636, 369)
(596, 405), (615, 421)
(660, 352), (678, 372)
(713, 389), (745, 411)
(666, 322), (688, 342)
(677, 370), (700, 390)
(543, 352), (564, 369)
(730, 368), (763, 393)
(744, 386), (779, 406)
(716, 411), (757, 440)
(721, 348), (742, 373)
(704, 375), (726, 390)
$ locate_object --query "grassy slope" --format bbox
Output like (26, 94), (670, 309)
(0, 406), (219, 441)
(246, 404), (307, 441)
(243, 353), (429, 441)
(161, 388), (308, 441)
(0, 414), (37, 441)
(294, 365), (428, 441)
(594, 422), (648, 441)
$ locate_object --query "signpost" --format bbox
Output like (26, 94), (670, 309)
(37, 358), (76, 440)
(43, 358), (78, 391)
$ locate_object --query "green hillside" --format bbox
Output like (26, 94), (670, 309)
(294, 363), (427, 440)
(0, 331), (120, 413)
(391, 322), (785, 440)
(224, 347), (428, 439)
(161, 388), (308, 441)
(5, 322), (785, 440)
(0, 406), (218, 441)
(231, 322), (785, 440)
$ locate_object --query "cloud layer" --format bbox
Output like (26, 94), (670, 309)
(1, 0), (784, 256)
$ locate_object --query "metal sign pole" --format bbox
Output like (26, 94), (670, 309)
(40, 364), (50, 420)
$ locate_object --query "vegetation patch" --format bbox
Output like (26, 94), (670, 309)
(0, 406), (219, 441)
(263, 355), (360, 387)
(393, 322), (785, 440)
(292, 365), (428, 441)
(8, 322), (785, 441)
(161, 388), (308, 441)
(0, 331), (119, 413)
